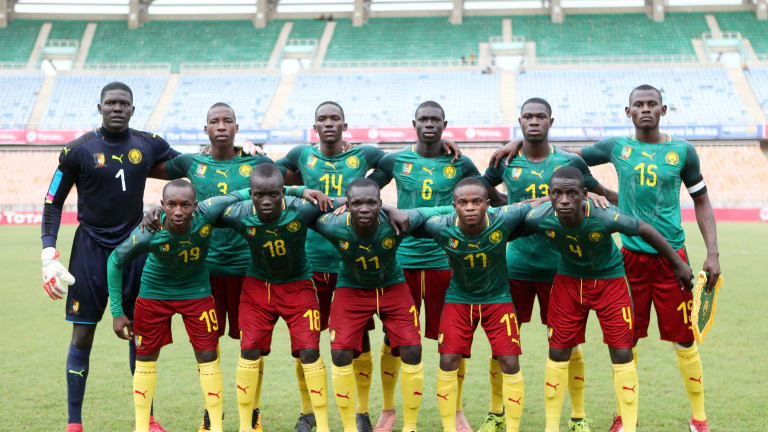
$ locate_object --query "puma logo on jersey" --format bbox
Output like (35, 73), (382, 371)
(324, 161), (337, 170)
(112, 154), (124, 164)
(641, 152), (655, 160)
(359, 244), (372, 252)
(467, 242), (481, 249)
(265, 229), (278, 236)
(215, 169), (229, 178)
(224, 207), (232, 216)
(63, 147), (71, 155)
(179, 240), (192, 245)
(530, 170), (544, 179)
(421, 167), (434, 175)
(566, 235), (579, 242)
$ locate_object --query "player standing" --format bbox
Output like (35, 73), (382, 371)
(41, 82), (176, 432)
(480, 98), (614, 432)
(413, 178), (534, 432)
(367, 101), (482, 432)
(521, 167), (693, 432)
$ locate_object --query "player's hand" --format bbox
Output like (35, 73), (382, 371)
(113, 315), (133, 340)
(333, 203), (348, 216)
(673, 261), (694, 291)
(41, 247), (75, 300)
(440, 140), (462, 162)
(490, 140), (523, 168)
(702, 254), (721, 293)
(586, 192), (610, 209)
(236, 139), (265, 155)
(302, 188), (334, 211)
(341, 140), (354, 152)
(140, 206), (163, 233)
(385, 208), (410, 236)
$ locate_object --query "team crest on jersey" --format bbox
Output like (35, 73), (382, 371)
(346, 155), (360, 169)
(247, 227), (257, 237)
(401, 162), (413, 176)
(665, 151), (680, 166)
(340, 241), (350, 250)
(195, 164), (208, 177)
(128, 149), (143, 164)
(71, 300), (79, 313)
(438, 332), (445, 345)
(510, 167), (523, 180)
(589, 232), (603, 242)
(443, 165), (456, 179)
(619, 146), (633, 160)
(547, 326), (554, 339)
(239, 164), (253, 177)
(200, 224), (212, 237)
(93, 153), (106, 167)
(489, 230), (503, 244)
(160, 243), (170, 252)
(135, 335), (142, 347)
(329, 329), (336, 343)
(382, 238), (395, 249)
(306, 155), (318, 169)
(448, 238), (459, 249)
(545, 230), (556, 239)
(287, 221), (301, 232)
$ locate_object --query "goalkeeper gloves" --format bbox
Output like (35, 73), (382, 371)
(41, 247), (75, 300)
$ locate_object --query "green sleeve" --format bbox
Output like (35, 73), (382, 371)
(367, 152), (396, 188)
(406, 206), (454, 234)
(410, 212), (447, 240)
(290, 196), (333, 223)
(522, 202), (553, 235)
(601, 205), (640, 236)
(360, 145), (387, 168)
(285, 185), (306, 197)
(164, 153), (196, 179)
(276, 145), (305, 173)
(565, 153), (599, 190)
(681, 142), (707, 197)
(309, 212), (342, 239)
(580, 136), (620, 166)
(107, 228), (152, 317)
(218, 200), (252, 229)
(460, 156), (484, 181)
(198, 191), (250, 225)
(482, 163), (504, 187)
(499, 203), (532, 239)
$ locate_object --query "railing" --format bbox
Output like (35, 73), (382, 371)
(537, 54), (699, 64)
(45, 39), (79, 49)
(179, 61), (269, 72)
(0, 62), (27, 70)
(323, 58), (464, 68)
(285, 38), (318, 47)
(83, 62), (171, 72)
(489, 35), (526, 44)
(702, 31), (742, 40)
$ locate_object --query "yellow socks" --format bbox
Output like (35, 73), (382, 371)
(436, 368), (458, 432)
(296, 358), (313, 415)
(489, 357), (504, 414)
(400, 362), (424, 431)
(254, 357), (264, 410)
(544, 358), (569, 432)
(380, 343), (402, 411)
(199, 359), (224, 432)
(612, 362), (639, 432)
(676, 344), (706, 421)
(332, 364), (357, 432)
(456, 358), (466, 412)
(568, 347), (586, 419)
(502, 371), (525, 432)
(353, 351), (373, 414)
(616, 346), (638, 416)
(236, 357), (260, 432)
(302, 358), (330, 432)
(133, 361), (157, 432)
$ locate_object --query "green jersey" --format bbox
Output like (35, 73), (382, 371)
(107, 193), (245, 317)
(522, 201), (640, 279)
(277, 145), (385, 273)
(215, 196), (330, 284)
(414, 204), (531, 304)
(580, 135), (705, 254)
(165, 152), (276, 276)
(483, 145), (598, 283)
(312, 209), (435, 289)
(368, 145), (483, 270)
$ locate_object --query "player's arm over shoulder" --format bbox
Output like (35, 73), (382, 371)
(366, 149), (397, 187)
(161, 152), (196, 179)
(520, 201), (553, 234)
(580, 136), (621, 166)
(596, 204), (640, 236)
(198, 190), (251, 226)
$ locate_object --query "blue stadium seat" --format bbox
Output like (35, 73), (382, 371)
(0, 74), (44, 128)
(744, 68), (768, 116)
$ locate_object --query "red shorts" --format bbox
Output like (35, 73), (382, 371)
(622, 247), (693, 343)
(239, 276), (321, 356)
(328, 283), (420, 355)
(404, 268), (452, 340)
(508, 279), (553, 325)
(438, 302), (522, 358)
(313, 271), (375, 333)
(547, 274), (634, 349)
(209, 275), (244, 339)
(132, 296), (219, 356)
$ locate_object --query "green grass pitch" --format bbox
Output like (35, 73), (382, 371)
(2, 223), (765, 431)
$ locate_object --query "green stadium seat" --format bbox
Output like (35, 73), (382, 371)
(0, 20), (43, 63)
(47, 20), (88, 41)
(715, 12), (768, 55)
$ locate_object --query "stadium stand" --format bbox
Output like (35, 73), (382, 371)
(85, 21), (283, 71)
(0, 74), (44, 128)
(515, 68), (747, 126)
(744, 68), (768, 116)
(0, 20), (42, 63)
(279, 71), (503, 127)
(324, 17), (501, 62)
(715, 12), (768, 55)
(39, 75), (168, 130)
(510, 13), (708, 59)
(158, 73), (281, 130)
(281, 19), (327, 40)
(47, 20), (87, 41)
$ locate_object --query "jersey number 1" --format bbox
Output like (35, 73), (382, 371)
(115, 169), (126, 192)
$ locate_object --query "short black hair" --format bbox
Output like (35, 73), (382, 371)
(454, 177), (488, 198)
(346, 178), (380, 199)
(162, 178), (196, 197)
(550, 166), (585, 188)
(208, 102), (236, 121)
(315, 101), (345, 120)
(100, 81), (133, 102)
(415, 100), (445, 120)
(251, 162), (282, 180)
(629, 84), (663, 104)
(521, 97), (552, 116)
